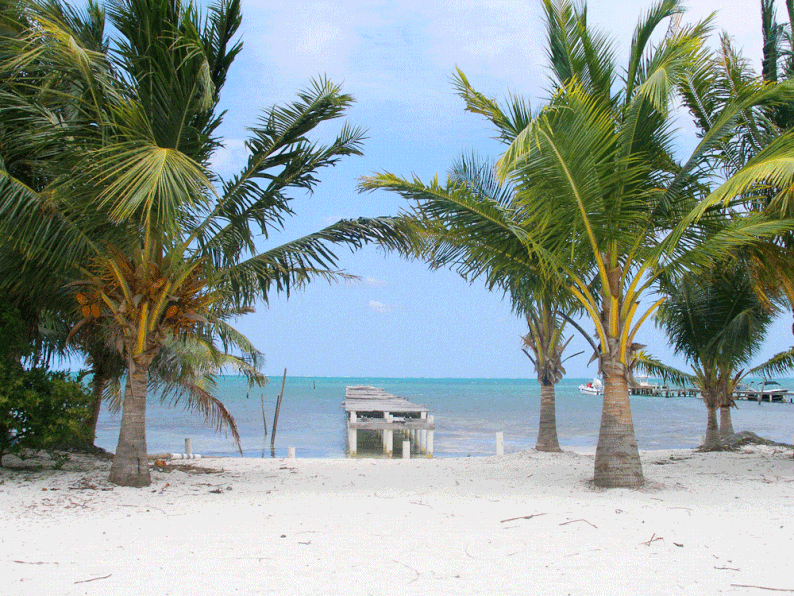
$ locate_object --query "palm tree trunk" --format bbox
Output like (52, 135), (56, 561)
(704, 405), (721, 449)
(719, 406), (735, 440)
(109, 360), (151, 487)
(593, 359), (643, 488)
(535, 381), (561, 452)
(699, 385), (722, 449)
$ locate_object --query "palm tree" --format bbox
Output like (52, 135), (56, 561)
(0, 0), (412, 486)
(520, 306), (578, 452)
(679, 4), (794, 328)
(367, 0), (794, 487)
(761, 0), (794, 128)
(494, 0), (794, 487)
(363, 75), (582, 453)
(656, 265), (773, 449)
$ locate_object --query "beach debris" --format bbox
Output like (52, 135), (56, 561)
(68, 477), (111, 491)
(74, 574), (111, 584)
(674, 542), (684, 547)
(653, 455), (691, 465)
(208, 485), (232, 493)
(393, 559), (420, 584)
(699, 431), (793, 452)
(667, 507), (693, 516)
(168, 463), (222, 475)
(641, 533), (663, 546)
(730, 585), (794, 592)
(559, 518), (597, 529)
(500, 513), (547, 523)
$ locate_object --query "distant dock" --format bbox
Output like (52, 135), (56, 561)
(629, 381), (794, 403)
(630, 385), (699, 397)
(343, 386), (434, 457)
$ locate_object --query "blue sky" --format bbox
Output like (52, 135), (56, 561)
(204, 0), (793, 379)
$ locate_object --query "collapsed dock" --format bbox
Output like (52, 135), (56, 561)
(343, 386), (434, 457)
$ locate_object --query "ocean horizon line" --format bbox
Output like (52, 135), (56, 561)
(210, 374), (794, 383)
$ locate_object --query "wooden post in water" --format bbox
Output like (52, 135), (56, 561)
(260, 394), (268, 438)
(270, 369), (287, 453)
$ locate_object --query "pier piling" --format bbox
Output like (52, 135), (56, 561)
(342, 386), (433, 459)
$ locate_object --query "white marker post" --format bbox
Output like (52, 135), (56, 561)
(426, 415), (434, 458)
(384, 413), (393, 457)
(402, 440), (410, 459)
(348, 411), (357, 456)
(496, 432), (504, 456)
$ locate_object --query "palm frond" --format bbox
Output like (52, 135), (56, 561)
(632, 350), (695, 386)
(542, 0), (617, 103)
(197, 78), (365, 259)
(452, 68), (533, 144)
(219, 216), (416, 305)
(748, 346), (794, 377)
(625, 0), (684, 100)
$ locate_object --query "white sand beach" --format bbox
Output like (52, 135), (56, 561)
(2, 447), (793, 596)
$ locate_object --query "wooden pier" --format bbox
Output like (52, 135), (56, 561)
(630, 385), (699, 397)
(343, 386), (434, 458)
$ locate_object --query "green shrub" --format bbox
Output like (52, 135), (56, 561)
(0, 364), (93, 465)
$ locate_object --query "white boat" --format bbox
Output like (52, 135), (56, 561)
(579, 378), (603, 395)
(735, 380), (789, 402)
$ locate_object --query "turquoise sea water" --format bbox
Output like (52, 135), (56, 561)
(94, 377), (794, 458)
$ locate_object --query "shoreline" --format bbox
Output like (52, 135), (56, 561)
(3, 445), (794, 595)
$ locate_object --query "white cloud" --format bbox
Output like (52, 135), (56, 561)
(345, 277), (390, 287)
(368, 300), (394, 313)
(238, 0), (545, 105)
(209, 138), (248, 179)
(322, 214), (343, 225)
(241, 0), (374, 91)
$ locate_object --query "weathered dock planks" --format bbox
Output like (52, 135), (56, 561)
(343, 386), (434, 458)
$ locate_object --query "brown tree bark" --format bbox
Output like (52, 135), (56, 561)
(703, 404), (721, 449)
(109, 355), (153, 487)
(593, 356), (643, 488)
(719, 406), (735, 440)
(535, 381), (561, 452)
